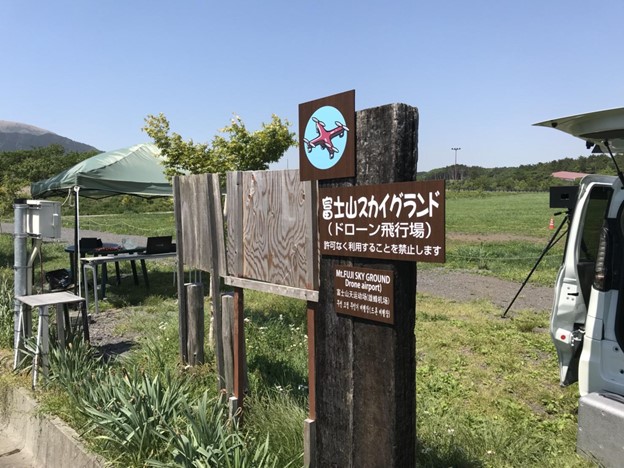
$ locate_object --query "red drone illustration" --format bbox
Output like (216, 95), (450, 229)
(303, 117), (349, 159)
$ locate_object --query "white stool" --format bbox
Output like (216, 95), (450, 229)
(14, 291), (87, 388)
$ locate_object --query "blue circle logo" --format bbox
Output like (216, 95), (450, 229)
(303, 105), (349, 170)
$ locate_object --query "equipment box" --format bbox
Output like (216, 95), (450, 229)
(26, 200), (61, 239)
(578, 392), (624, 467)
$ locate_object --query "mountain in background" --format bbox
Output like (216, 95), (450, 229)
(0, 120), (98, 153)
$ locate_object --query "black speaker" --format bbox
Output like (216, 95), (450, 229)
(45, 269), (72, 290)
(550, 186), (578, 211)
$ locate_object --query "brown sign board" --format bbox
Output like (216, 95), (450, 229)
(299, 90), (356, 181)
(334, 265), (394, 324)
(319, 180), (445, 262)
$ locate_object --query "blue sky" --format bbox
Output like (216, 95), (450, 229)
(2, 0), (623, 172)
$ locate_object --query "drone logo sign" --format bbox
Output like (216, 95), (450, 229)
(299, 90), (355, 181)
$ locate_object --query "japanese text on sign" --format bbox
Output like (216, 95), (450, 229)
(319, 180), (445, 262)
(334, 266), (394, 324)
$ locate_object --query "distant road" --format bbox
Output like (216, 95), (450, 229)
(0, 223), (552, 313)
(0, 223), (147, 247)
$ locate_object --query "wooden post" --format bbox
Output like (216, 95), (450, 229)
(304, 301), (317, 467)
(207, 173), (226, 390)
(315, 104), (418, 467)
(307, 301), (317, 420)
(232, 287), (245, 415)
(186, 283), (204, 366)
(173, 176), (188, 363)
(221, 294), (234, 395)
(304, 418), (317, 468)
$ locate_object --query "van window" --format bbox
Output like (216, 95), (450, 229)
(577, 186), (612, 307)
(579, 187), (612, 262)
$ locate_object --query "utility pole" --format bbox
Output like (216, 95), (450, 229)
(451, 147), (461, 180)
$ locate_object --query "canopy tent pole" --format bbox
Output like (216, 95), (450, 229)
(73, 186), (81, 296)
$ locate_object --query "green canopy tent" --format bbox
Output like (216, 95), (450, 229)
(31, 143), (173, 293)
(31, 143), (172, 199)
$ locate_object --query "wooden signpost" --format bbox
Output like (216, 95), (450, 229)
(310, 100), (439, 467)
(172, 92), (443, 468)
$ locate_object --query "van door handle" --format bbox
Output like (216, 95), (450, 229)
(568, 292), (579, 296)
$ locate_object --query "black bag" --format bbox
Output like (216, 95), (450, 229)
(45, 269), (72, 290)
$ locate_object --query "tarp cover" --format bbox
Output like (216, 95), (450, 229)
(31, 143), (172, 199)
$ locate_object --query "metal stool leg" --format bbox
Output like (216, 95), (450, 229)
(13, 303), (24, 370)
(56, 302), (66, 350)
(80, 300), (90, 343)
(33, 305), (49, 388)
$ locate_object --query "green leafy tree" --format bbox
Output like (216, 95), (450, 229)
(142, 113), (297, 177)
(0, 145), (96, 218)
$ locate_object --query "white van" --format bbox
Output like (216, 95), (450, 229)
(536, 108), (624, 466)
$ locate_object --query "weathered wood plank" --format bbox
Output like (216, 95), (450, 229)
(304, 180), (318, 290)
(233, 288), (245, 408)
(223, 275), (319, 302)
(241, 170), (313, 289)
(304, 418), (316, 468)
(226, 172), (243, 277)
(180, 174), (213, 271)
(208, 173), (227, 277)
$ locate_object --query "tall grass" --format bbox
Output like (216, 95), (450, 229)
(0, 274), (13, 349)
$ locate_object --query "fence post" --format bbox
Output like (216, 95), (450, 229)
(221, 294), (234, 395)
(315, 104), (418, 467)
(173, 176), (188, 363)
(186, 282), (204, 366)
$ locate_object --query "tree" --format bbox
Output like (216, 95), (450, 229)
(0, 145), (96, 217)
(142, 113), (297, 178)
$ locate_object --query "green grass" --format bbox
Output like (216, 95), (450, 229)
(416, 293), (591, 467)
(447, 191), (558, 237)
(442, 191), (566, 285)
(445, 239), (564, 285)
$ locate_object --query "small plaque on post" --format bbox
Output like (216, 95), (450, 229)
(334, 265), (394, 324)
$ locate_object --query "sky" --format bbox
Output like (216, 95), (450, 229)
(2, 0), (624, 172)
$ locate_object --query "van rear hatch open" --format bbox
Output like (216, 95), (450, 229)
(535, 107), (624, 154)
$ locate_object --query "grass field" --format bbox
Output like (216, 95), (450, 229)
(442, 191), (566, 284)
(0, 189), (596, 466)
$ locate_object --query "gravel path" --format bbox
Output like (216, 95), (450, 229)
(417, 268), (553, 314)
